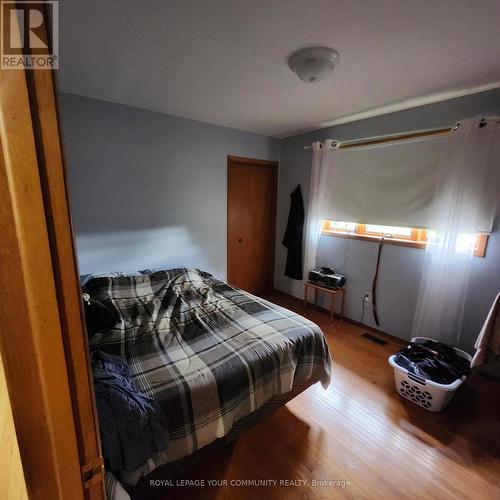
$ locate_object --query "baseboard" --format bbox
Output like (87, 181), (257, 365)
(475, 368), (500, 383)
(269, 289), (406, 345)
(342, 316), (407, 346)
(268, 289), (500, 384)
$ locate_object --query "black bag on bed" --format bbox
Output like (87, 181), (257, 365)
(82, 293), (120, 335)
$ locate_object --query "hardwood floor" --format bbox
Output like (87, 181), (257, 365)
(0, 355), (27, 500)
(133, 291), (500, 500)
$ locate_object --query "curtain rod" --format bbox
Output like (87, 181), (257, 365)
(303, 117), (500, 151)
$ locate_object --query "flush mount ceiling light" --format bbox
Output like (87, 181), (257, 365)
(287, 46), (339, 83)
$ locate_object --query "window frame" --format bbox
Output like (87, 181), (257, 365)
(474, 233), (489, 258)
(321, 220), (488, 257)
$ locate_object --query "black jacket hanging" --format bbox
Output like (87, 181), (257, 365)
(282, 185), (304, 280)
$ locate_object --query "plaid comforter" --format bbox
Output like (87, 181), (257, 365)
(84, 268), (331, 487)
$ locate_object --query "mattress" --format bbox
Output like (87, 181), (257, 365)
(84, 268), (332, 492)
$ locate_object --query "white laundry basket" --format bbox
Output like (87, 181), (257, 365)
(388, 337), (472, 412)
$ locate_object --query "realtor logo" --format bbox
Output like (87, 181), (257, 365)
(1, 1), (58, 69)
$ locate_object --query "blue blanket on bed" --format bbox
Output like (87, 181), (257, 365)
(91, 350), (169, 474)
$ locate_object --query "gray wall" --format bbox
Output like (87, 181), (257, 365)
(275, 88), (500, 354)
(59, 93), (280, 279)
(60, 89), (500, 359)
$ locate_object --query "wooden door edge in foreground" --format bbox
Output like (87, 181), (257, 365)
(0, 8), (104, 500)
(26, 43), (105, 500)
(227, 155), (278, 293)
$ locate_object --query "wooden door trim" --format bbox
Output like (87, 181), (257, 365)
(0, 63), (84, 500)
(228, 155), (279, 168)
(26, 68), (105, 497)
(27, 7), (104, 495)
(0, 7), (103, 499)
(227, 155), (278, 292)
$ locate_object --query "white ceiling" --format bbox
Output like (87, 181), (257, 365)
(58, 0), (500, 138)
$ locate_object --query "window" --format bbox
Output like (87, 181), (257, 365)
(325, 221), (357, 233)
(358, 224), (427, 243)
(322, 220), (488, 257)
(321, 220), (427, 248)
(362, 225), (413, 238)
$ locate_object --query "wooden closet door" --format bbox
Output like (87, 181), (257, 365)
(227, 156), (278, 294)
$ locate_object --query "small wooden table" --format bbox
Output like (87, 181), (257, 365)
(304, 281), (346, 320)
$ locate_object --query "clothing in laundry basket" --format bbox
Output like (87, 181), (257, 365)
(394, 339), (470, 384)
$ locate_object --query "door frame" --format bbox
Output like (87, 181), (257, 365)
(0, 6), (104, 499)
(227, 155), (278, 292)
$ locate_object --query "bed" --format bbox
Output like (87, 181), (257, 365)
(83, 268), (332, 497)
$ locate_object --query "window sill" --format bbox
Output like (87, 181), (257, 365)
(321, 230), (427, 250)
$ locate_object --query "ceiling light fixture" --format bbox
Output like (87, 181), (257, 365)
(287, 46), (339, 83)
